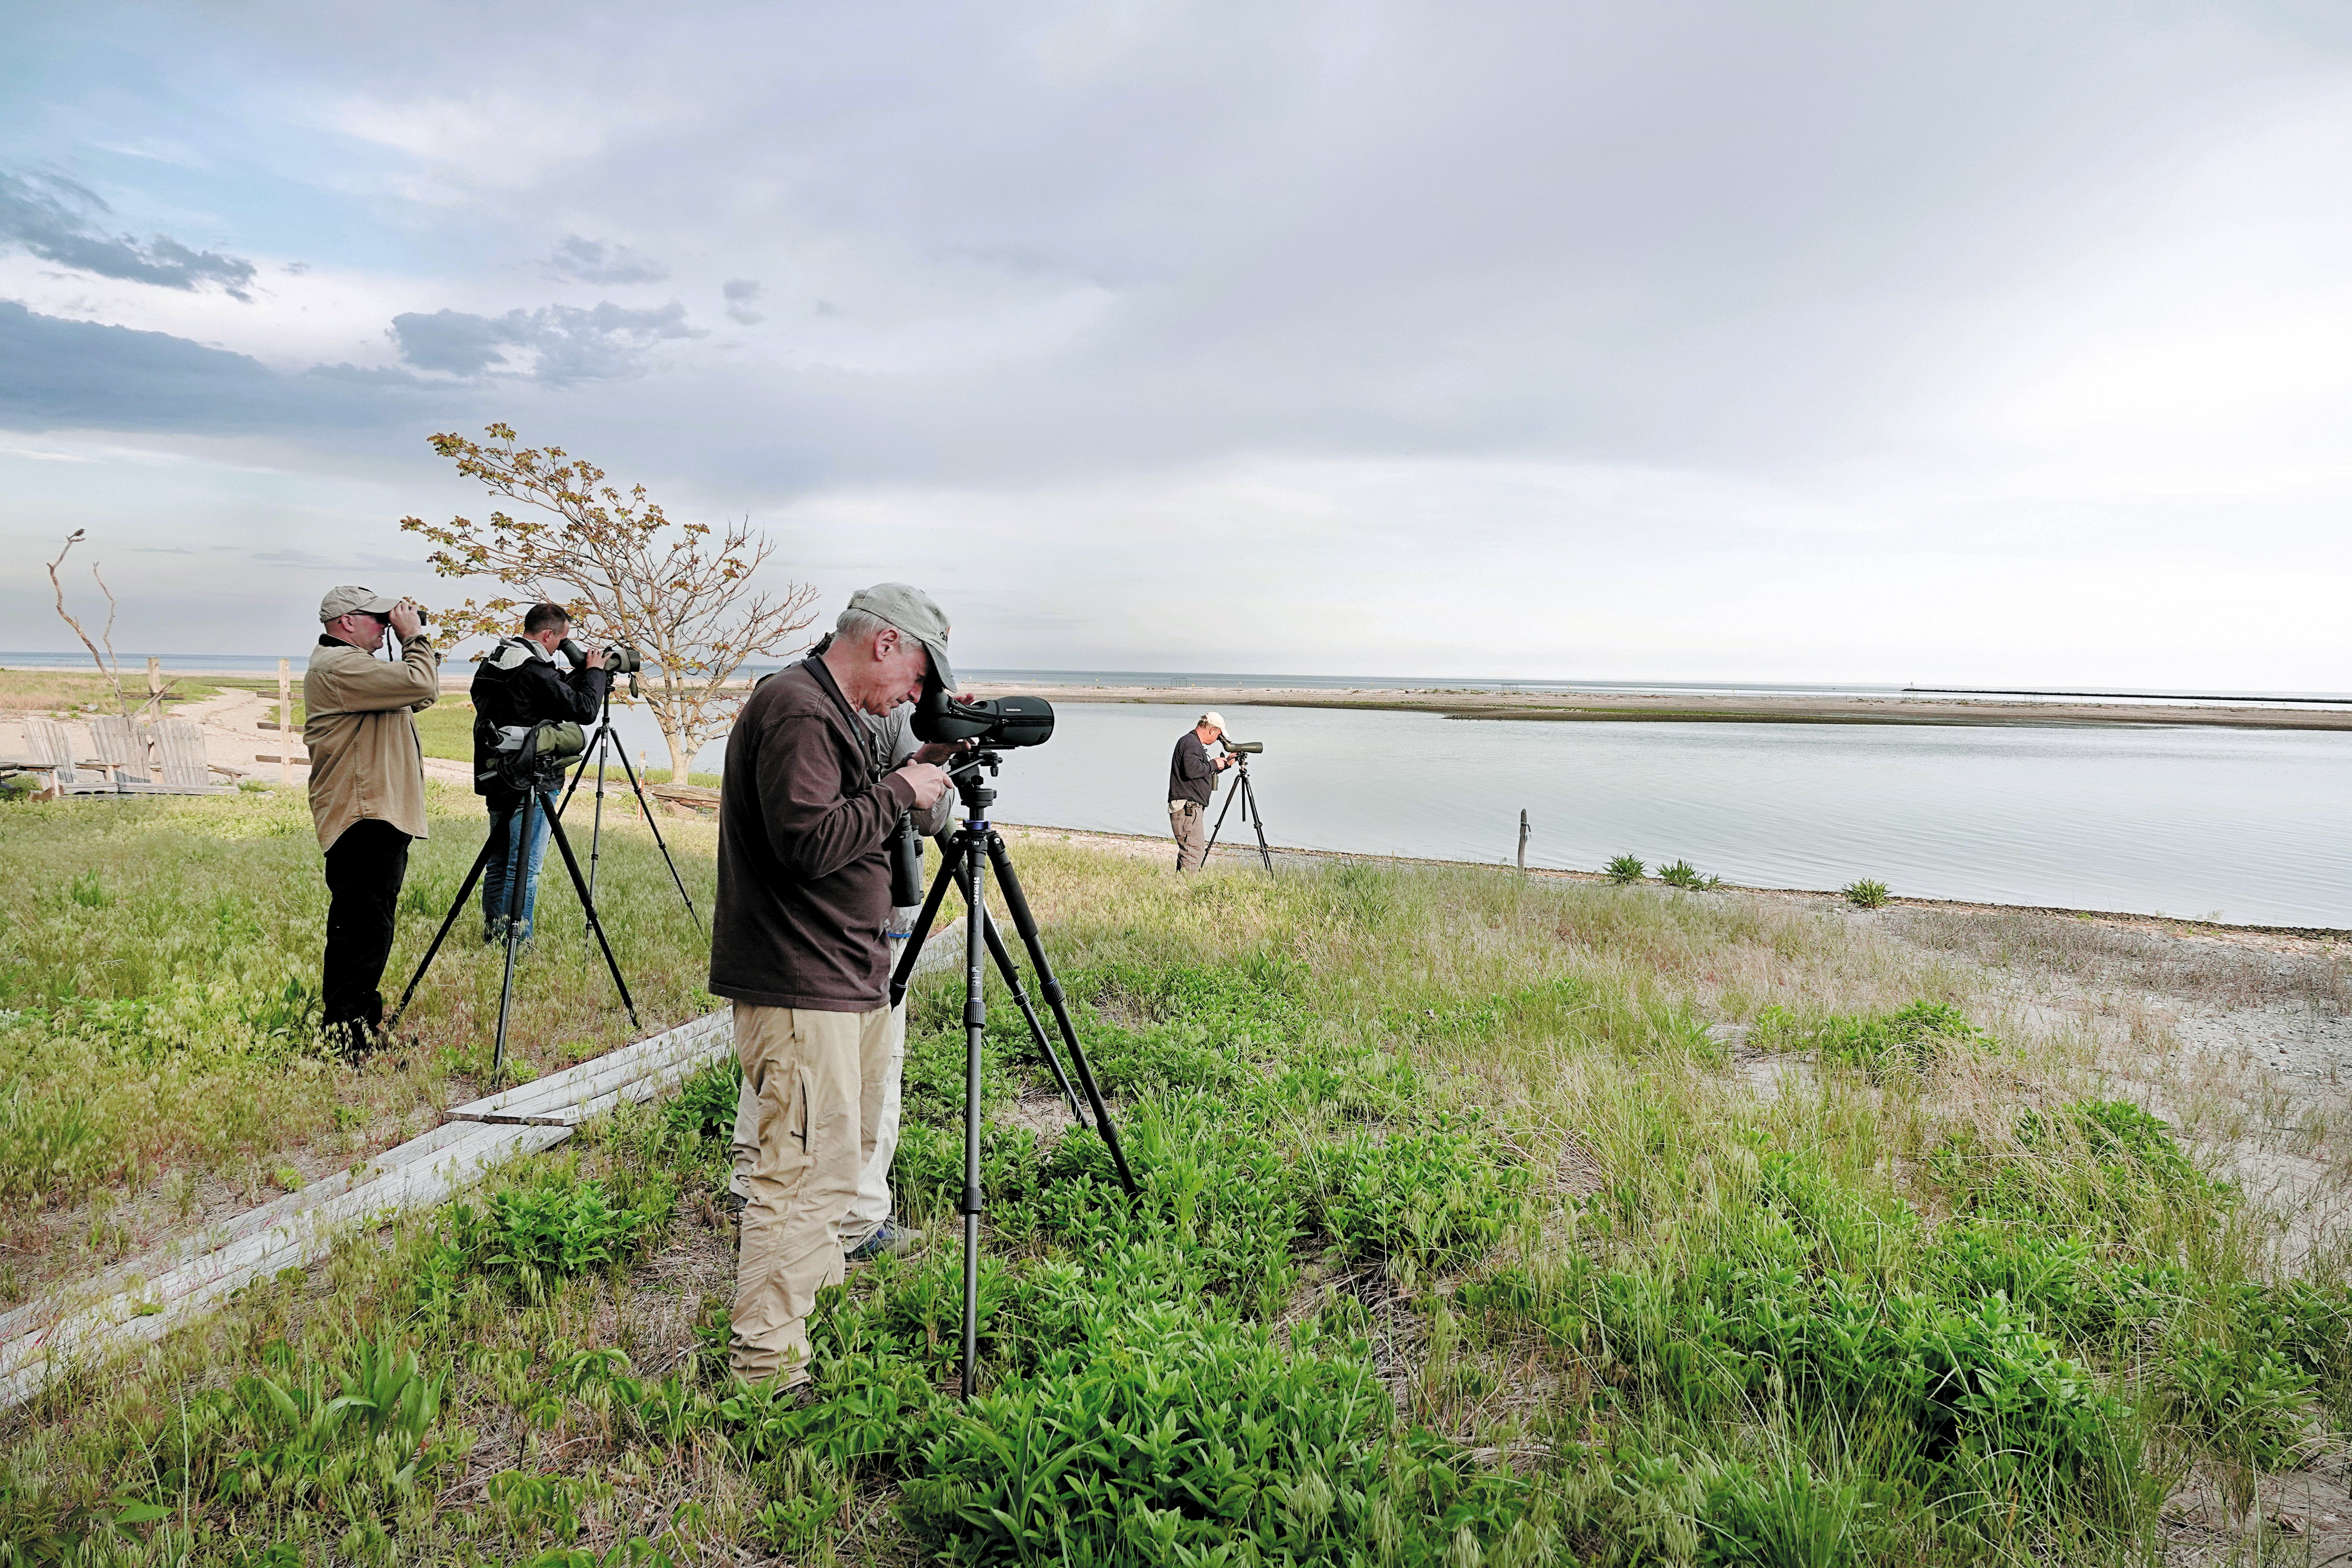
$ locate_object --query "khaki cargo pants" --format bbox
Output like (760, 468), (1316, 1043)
(1169, 799), (1209, 871)
(730, 1000), (896, 1385)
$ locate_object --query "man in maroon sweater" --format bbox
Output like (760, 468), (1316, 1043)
(712, 584), (958, 1389)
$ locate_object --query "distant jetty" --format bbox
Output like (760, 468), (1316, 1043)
(962, 681), (2352, 732)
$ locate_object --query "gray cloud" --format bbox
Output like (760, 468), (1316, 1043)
(543, 234), (668, 285)
(389, 300), (703, 383)
(0, 171), (258, 298)
(722, 278), (764, 325)
(0, 299), (430, 433)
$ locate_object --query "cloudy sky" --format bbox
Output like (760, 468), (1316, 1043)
(4, 1), (2350, 686)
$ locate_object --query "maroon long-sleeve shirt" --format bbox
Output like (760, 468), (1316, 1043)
(710, 658), (919, 1011)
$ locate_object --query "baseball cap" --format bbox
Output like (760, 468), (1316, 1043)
(319, 585), (399, 622)
(846, 583), (955, 692)
(1199, 711), (1226, 731)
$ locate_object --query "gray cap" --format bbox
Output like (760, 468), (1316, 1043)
(319, 585), (399, 622)
(847, 582), (955, 692)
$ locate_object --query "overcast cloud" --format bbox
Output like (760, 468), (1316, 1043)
(3, 1), (2351, 686)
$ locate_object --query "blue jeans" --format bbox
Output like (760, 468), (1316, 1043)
(482, 792), (555, 942)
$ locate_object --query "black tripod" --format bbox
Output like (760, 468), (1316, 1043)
(1203, 753), (1276, 873)
(388, 773), (640, 1085)
(552, 683), (703, 934)
(889, 751), (1138, 1399)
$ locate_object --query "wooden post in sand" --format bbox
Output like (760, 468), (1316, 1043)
(1517, 809), (1530, 872)
(145, 656), (162, 715)
(277, 658), (291, 785)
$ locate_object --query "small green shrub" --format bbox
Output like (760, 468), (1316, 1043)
(153, 1335), (469, 1521)
(1305, 1114), (1528, 1275)
(1807, 1000), (1993, 1076)
(665, 1057), (742, 1144)
(1657, 861), (1721, 890)
(1841, 879), (1890, 909)
(435, 1171), (674, 1300)
(1606, 854), (1646, 884)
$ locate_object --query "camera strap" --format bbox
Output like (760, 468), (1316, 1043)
(802, 655), (886, 787)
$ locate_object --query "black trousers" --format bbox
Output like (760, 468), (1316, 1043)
(322, 818), (412, 1045)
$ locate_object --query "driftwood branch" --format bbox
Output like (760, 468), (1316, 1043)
(45, 532), (131, 718)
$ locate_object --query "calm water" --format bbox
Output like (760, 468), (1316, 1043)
(25, 643), (2332, 925)
(877, 703), (2352, 929)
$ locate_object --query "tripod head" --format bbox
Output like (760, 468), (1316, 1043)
(947, 749), (1003, 815)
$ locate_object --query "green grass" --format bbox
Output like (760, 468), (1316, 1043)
(0, 808), (2341, 1565)
(0, 784), (715, 1298)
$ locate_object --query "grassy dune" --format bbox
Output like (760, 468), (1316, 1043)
(0, 795), (2345, 1565)
(0, 784), (717, 1302)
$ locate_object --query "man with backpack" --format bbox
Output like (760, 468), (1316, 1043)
(469, 602), (609, 943)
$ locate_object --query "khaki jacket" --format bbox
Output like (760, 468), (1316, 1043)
(303, 637), (441, 851)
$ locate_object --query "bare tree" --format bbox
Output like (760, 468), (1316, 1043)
(401, 424), (820, 778)
(46, 530), (144, 718)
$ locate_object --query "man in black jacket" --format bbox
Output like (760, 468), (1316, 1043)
(1167, 710), (1237, 870)
(470, 603), (609, 943)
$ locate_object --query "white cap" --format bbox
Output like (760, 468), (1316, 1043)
(1199, 711), (1226, 731)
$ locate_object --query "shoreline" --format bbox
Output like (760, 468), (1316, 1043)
(16, 665), (2352, 731)
(964, 681), (2352, 732)
(998, 821), (2352, 944)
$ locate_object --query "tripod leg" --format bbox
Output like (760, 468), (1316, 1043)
(609, 737), (702, 930)
(982, 911), (1088, 1128)
(554, 731), (598, 819)
(891, 845), (967, 1006)
(982, 833), (1139, 1196)
(584, 735), (610, 933)
(542, 808), (641, 1030)
(958, 835), (988, 1400)
(491, 796), (533, 1085)
(387, 833), (500, 1032)
(1244, 774), (1274, 874)
(1203, 777), (1241, 859)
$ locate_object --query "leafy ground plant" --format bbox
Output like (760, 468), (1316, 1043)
(1842, 878), (1890, 908)
(1606, 853), (1646, 884)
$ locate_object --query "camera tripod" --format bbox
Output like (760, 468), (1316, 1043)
(552, 682), (703, 934)
(388, 777), (640, 1086)
(889, 750), (1138, 1399)
(1202, 754), (1276, 873)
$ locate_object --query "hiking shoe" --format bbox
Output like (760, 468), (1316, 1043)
(717, 1190), (747, 1217)
(845, 1220), (922, 1263)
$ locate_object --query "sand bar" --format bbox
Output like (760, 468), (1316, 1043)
(960, 681), (2352, 732)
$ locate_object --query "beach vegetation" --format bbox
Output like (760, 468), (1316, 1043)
(0, 797), (2338, 1564)
(1843, 877), (1891, 908)
(1657, 858), (1722, 890)
(1605, 852), (1645, 883)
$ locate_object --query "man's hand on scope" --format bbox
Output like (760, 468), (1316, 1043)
(583, 646), (607, 670)
(911, 737), (972, 767)
(895, 760), (953, 809)
(387, 600), (424, 641)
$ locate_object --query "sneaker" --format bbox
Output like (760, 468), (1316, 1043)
(845, 1219), (923, 1263)
(717, 1190), (747, 1217)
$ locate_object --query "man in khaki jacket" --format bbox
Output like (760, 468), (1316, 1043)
(304, 585), (439, 1055)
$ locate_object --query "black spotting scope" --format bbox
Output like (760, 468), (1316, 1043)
(912, 689), (1055, 748)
